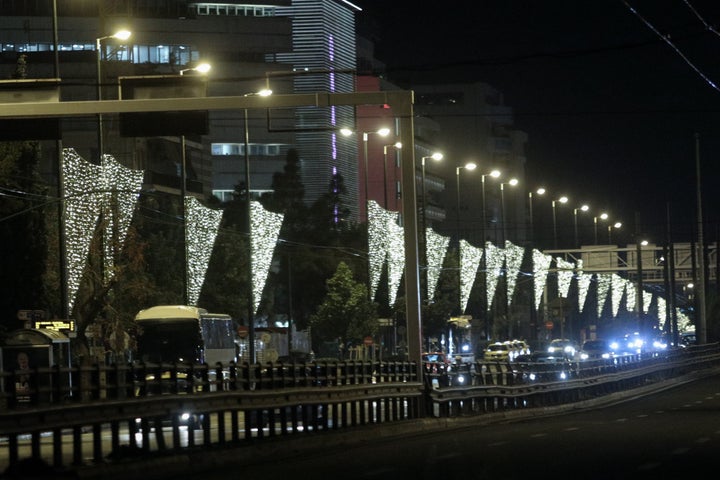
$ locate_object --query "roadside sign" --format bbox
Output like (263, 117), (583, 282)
(363, 336), (373, 346)
(545, 321), (554, 330)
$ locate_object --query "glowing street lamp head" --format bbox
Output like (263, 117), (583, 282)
(377, 127), (391, 136)
(600, 212), (608, 220)
(508, 178), (519, 186)
(489, 169), (501, 178)
(580, 204), (589, 212)
(112, 30), (132, 41)
(340, 128), (353, 137)
(431, 152), (443, 161)
(559, 196), (568, 204)
(614, 222), (622, 229)
(464, 162), (477, 171)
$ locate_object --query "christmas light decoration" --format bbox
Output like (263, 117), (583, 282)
(101, 155), (144, 283)
(185, 196), (223, 306)
(625, 281), (637, 313)
(504, 240), (525, 306)
(596, 273), (612, 318)
(610, 273), (624, 317)
(250, 201), (283, 314)
(426, 228), (450, 301)
(485, 242), (504, 312)
(367, 201), (387, 298)
(643, 291), (652, 313)
(657, 296), (666, 330)
(386, 218), (405, 305)
(532, 249), (552, 310)
(577, 272), (592, 313)
(459, 239), (482, 313)
(367, 201), (405, 304)
(63, 149), (103, 313)
(556, 257), (574, 298)
(62, 149), (142, 313)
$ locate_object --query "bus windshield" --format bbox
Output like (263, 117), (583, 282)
(136, 319), (202, 364)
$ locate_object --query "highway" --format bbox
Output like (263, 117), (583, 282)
(178, 372), (720, 479)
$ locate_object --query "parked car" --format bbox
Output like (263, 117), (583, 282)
(483, 342), (512, 362)
(579, 339), (614, 360)
(422, 352), (450, 373)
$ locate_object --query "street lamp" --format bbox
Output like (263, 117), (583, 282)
(608, 221), (622, 244)
(551, 196), (568, 249)
(420, 152), (443, 232)
(243, 88), (273, 364)
(382, 142), (402, 209)
(455, 162), (477, 242)
(95, 29), (131, 163)
(363, 128), (391, 220)
(179, 62), (211, 76)
(480, 169), (502, 247)
(480, 169), (501, 339)
(500, 178), (519, 244)
(528, 187), (545, 245)
(593, 212), (608, 244)
(178, 62), (212, 305)
(573, 204), (590, 247)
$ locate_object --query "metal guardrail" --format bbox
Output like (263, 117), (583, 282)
(0, 345), (718, 476)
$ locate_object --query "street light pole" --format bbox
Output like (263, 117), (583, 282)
(608, 221), (622, 244)
(361, 128), (391, 222)
(419, 152), (442, 303)
(455, 162), (476, 314)
(242, 88), (272, 364)
(95, 29), (131, 164)
(551, 196), (568, 249)
(594, 212), (608, 244)
(500, 178), (518, 245)
(383, 142), (401, 210)
(528, 187), (545, 246)
(573, 204), (589, 247)
(480, 169), (501, 339)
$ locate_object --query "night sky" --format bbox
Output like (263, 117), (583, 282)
(357, 0), (720, 243)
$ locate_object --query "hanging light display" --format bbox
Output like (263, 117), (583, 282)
(367, 200), (405, 304)
(459, 239), (482, 313)
(643, 290), (652, 314)
(368, 200), (388, 299)
(610, 273), (625, 317)
(657, 296), (667, 330)
(386, 218), (405, 306)
(62, 149), (142, 314)
(185, 196), (223, 306)
(532, 249), (552, 311)
(577, 272), (592, 313)
(485, 242), (504, 312)
(504, 240), (525, 306)
(250, 201), (283, 315)
(426, 228), (449, 302)
(555, 257), (574, 299)
(101, 155), (144, 284)
(596, 273), (612, 318)
(625, 281), (637, 313)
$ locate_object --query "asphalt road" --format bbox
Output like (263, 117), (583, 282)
(178, 372), (720, 479)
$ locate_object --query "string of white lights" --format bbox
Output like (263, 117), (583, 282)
(555, 257), (574, 299)
(425, 228), (450, 302)
(250, 201), (283, 315)
(459, 239), (482, 314)
(185, 196), (223, 306)
(504, 240), (525, 307)
(532, 249), (552, 311)
(484, 242), (504, 313)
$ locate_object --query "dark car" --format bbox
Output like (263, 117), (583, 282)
(579, 339), (614, 361)
(513, 350), (575, 382)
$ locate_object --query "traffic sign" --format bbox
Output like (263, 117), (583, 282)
(545, 321), (554, 330)
(363, 336), (374, 346)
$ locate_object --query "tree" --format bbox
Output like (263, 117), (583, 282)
(0, 141), (48, 333)
(309, 262), (378, 351)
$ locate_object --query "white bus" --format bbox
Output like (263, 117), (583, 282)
(134, 305), (236, 366)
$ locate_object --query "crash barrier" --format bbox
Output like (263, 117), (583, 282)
(0, 345), (718, 476)
(424, 343), (720, 417)
(0, 360), (420, 474)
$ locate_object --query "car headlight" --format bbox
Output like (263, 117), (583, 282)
(580, 353), (589, 360)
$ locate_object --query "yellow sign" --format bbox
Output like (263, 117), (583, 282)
(34, 319), (75, 332)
